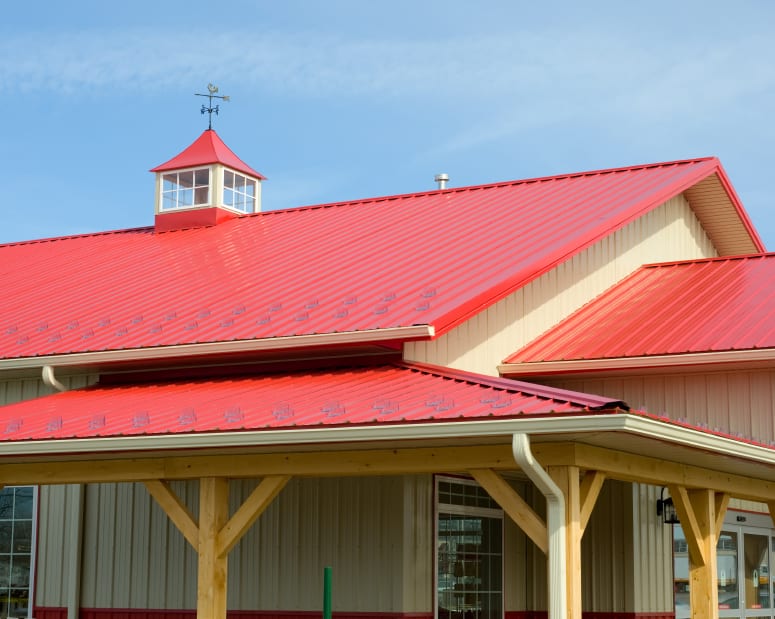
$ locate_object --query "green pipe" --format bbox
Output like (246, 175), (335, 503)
(323, 566), (332, 619)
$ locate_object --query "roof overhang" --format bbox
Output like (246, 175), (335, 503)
(0, 325), (434, 377)
(499, 348), (775, 379)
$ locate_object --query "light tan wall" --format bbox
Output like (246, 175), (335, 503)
(70, 476), (432, 612)
(542, 368), (775, 447)
(630, 484), (673, 612)
(404, 194), (717, 375)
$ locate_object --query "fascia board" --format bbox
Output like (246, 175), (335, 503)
(498, 349), (775, 377)
(0, 326), (434, 372)
(2, 413), (774, 468)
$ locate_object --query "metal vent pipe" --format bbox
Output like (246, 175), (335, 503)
(434, 173), (449, 189)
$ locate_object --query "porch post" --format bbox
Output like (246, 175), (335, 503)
(668, 486), (718, 619)
(548, 465), (582, 619)
(198, 477), (230, 619)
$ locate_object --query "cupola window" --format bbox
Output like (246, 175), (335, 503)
(223, 170), (257, 213)
(161, 167), (211, 211)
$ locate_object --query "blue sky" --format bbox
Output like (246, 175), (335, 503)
(2, 0), (775, 247)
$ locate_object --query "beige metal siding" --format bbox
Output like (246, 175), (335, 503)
(543, 369), (775, 447)
(404, 195), (717, 374)
(0, 374), (97, 406)
(630, 484), (672, 613)
(72, 476), (430, 612)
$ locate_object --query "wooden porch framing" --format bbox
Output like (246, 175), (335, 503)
(10, 440), (775, 619)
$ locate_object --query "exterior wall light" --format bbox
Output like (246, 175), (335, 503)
(656, 487), (680, 524)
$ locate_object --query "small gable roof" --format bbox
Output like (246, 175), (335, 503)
(0, 362), (625, 451)
(0, 157), (762, 364)
(502, 253), (775, 371)
(150, 129), (266, 179)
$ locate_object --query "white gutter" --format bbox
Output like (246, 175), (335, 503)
(3, 413), (775, 466)
(512, 433), (566, 619)
(0, 325), (435, 372)
(42, 365), (67, 391)
(499, 348), (775, 376)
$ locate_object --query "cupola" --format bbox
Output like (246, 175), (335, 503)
(150, 129), (266, 232)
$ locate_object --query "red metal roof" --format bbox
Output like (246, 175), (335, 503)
(0, 157), (759, 361)
(0, 363), (624, 442)
(150, 129), (266, 179)
(505, 253), (775, 363)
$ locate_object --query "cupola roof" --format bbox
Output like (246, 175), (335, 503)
(150, 129), (266, 179)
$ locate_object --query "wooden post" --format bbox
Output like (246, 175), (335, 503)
(668, 486), (718, 619)
(198, 477), (230, 619)
(548, 465), (582, 619)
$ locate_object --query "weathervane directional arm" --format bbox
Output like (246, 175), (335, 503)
(195, 83), (231, 130)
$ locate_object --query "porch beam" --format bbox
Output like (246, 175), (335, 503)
(548, 465), (582, 619)
(667, 485), (706, 566)
(0, 444), (518, 485)
(578, 471), (605, 536)
(143, 480), (199, 550)
(217, 475), (291, 557)
(534, 442), (775, 502)
(469, 468), (548, 554)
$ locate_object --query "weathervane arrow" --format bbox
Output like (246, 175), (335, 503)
(195, 83), (230, 130)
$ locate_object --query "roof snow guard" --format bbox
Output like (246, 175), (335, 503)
(0, 363), (625, 450)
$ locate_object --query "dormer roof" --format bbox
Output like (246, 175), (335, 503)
(150, 129), (266, 179)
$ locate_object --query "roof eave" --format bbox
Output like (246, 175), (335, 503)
(499, 348), (775, 378)
(0, 325), (435, 374)
(0, 413), (773, 473)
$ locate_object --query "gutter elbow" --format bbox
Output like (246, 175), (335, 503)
(42, 365), (68, 392)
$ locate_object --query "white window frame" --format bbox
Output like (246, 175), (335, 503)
(160, 166), (211, 211)
(223, 169), (257, 214)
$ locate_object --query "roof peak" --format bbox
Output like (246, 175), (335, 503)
(150, 129), (266, 179)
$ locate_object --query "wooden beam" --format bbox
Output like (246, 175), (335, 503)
(469, 468), (547, 554)
(143, 480), (199, 551)
(668, 485), (706, 566)
(548, 466), (582, 619)
(714, 492), (730, 542)
(217, 475), (290, 557)
(686, 489), (718, 619)
(534, 442), (775, 502)
(197, 478), (229, 619)
(0, 445), (518, 485)
(578, 471), (605, 536)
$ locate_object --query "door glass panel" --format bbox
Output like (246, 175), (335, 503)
(718, 530), (739, 610)
(437, 478), (503, 619)
(744, 533), (770, 609)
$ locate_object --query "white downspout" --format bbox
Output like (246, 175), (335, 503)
(512, 433), (567, 619)
(42, 365), (67, 392)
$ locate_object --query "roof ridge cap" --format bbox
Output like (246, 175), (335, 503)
(0, 225), (154, 248)
(396, 360), (626, 409)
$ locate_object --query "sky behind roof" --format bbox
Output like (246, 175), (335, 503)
(2, 0), (774, 247)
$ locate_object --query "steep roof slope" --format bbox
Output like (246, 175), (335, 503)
(503, 253), (775, 370)
(0, 157), (760, 362)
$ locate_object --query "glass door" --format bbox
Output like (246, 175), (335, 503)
(675, 524), (775, 619)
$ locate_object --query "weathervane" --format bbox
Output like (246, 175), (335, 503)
(195, 83), (230, 129)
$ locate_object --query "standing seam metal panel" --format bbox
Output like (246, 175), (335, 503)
(403, 195), (718, 374)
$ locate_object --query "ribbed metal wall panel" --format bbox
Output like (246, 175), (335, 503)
(580, 480), (635, 612)
(630, 485), (672, 613)
(543, 368), (775, 449)
(0, 374), (97, 406)
(404, 195), (717, 374)
(72, 476), (427, 612)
